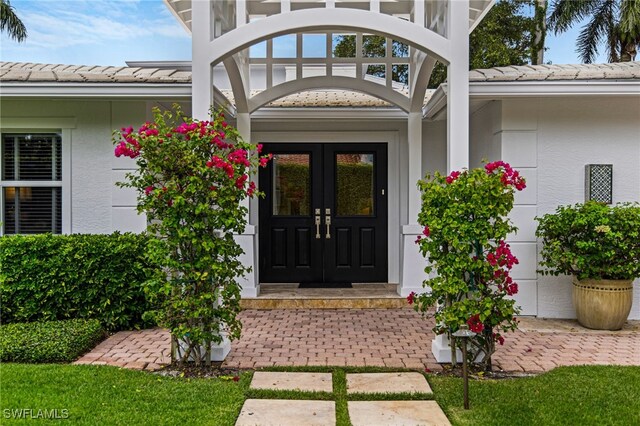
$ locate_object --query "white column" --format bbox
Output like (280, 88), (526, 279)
(399, 114), (429, 297)
(192, 1), (230, 361)
(407, 112), (423, 221)
(192, 0), (213, 120)
(235, 112), (259, 298)
(446, 0), (469, 173)
(433, 0), (471, 363)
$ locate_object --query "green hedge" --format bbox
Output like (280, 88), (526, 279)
(0, 233), (157, 330)
(0, 319), (104, 363)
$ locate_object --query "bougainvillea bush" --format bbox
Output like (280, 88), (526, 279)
(409, 161), (525, 370)
(114, 105), (271, 365)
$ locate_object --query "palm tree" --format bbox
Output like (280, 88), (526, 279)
(1, 0), (27, 42)
(548, 0), (640, 63)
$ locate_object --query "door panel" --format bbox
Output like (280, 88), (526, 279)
(323, 144), (388, 282)
(259, 143), (387, 283)
(259, 144), (323, 283)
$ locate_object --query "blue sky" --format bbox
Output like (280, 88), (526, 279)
(0, 0), (605, 67)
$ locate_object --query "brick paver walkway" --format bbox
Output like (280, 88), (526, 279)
(75, 310), (640, 373)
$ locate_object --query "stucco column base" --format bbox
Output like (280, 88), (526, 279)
(210, 336), (232, 361)
(399, 225), (429, 297)
(234, 225), (259, 298)
(176, 335), (232, 362)
(431, 334), (463, 363)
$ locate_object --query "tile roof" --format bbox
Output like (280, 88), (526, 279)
(0, 61), (191, 84)
(469, 62), (640, 81)
(1, 61), (638, 108)
(3, 61), (638, 85)
(220, 89), (425, 108)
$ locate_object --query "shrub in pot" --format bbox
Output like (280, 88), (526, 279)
(536, 201), (640, 330)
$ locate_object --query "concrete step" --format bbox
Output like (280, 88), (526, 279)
(240, 297), (409, 309)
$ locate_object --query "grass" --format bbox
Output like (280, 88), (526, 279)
(1, 364), (638, 425)
(0, 364), (248, 425)
(432, 365), (640, 426)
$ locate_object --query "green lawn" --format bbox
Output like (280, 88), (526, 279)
(1, 364), (638, 425)
(432, 365), (640, 426)
(0, 364), (248, 425)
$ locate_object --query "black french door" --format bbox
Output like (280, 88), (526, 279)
(259, 143), (388, 283)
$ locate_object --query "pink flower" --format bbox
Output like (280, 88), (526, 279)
(485, 161), (526, 191)
(423, 226), (430, 237)
(144, 186), (154, 196)
(228, 149), (250, 167)
(247, 182), (257, 196)
(235, 174), (248, 189)
(257, 144), (263, 154)
(407, 292), (416, 305)
(467, 314), (484, 333)
(415, 235), (422, 244)
(445, 171), (461, 184)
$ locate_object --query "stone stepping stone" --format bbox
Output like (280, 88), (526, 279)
(250, 372), (333, 392)
(348, 401), (450, 426)
(236, 399), (335, 426)
(346, 372), (432, 394)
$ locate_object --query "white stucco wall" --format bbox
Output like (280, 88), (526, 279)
(1, 99), (148, 234)
(470, 101), (502, 168)
(422, 120), (447, 176)
(492, 96), (640, 319)
(534, 96), (640, 319)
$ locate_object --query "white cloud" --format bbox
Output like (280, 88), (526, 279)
(5, 0), (188, 50)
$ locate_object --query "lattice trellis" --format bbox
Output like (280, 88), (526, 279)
(585, 164), (613, 204)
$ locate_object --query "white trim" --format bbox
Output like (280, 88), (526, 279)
(0, 83), (191, 98)
(469, 80), (640, 97)
(425, 80), (640, 119)
(469, 0), (495, 32)
(205, 8), (452, 66)
(251, 131), (401, 284)
(248, 76), (411, 113)
(0, 117), (77, 129)
(251, 108), (407, 120)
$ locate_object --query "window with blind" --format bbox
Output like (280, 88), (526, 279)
(1, 133), (62, 234)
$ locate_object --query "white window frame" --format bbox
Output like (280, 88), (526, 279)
(0, 118), (74, 236)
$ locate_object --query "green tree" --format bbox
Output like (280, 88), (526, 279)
(548, 0), (640, 63)
(333, 34), (409, 85)
(430, 0), (538, 87)
(0, 0), (27, 42)
(332, 1), (539, 89)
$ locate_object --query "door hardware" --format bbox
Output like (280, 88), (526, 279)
(315, 210), (321, 239)
(325, 208), (331, 239)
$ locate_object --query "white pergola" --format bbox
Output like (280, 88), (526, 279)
(164, 0), (493, 361)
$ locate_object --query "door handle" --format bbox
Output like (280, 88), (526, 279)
(325, 208), (331, 239)
(315, 209), (321, 239)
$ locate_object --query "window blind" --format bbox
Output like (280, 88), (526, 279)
(1, 133), (63, 234)
(3, 187), (62, 234)
(2, 134), (62, 181)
